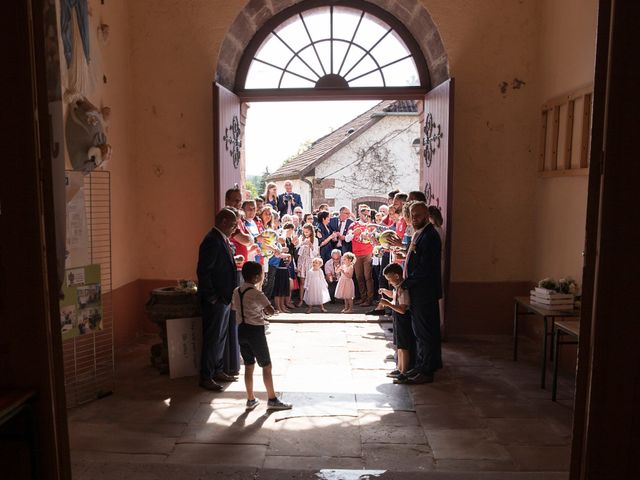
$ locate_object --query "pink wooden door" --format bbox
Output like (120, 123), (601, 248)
(213, 83), (242, 211)
(421, 78), (454, 333)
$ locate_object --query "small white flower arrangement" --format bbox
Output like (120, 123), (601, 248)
(177, 279), (197, 293)
(537, 276), (579, 295)
(558, 277), (578, 295)
(538, 277), (559, 291)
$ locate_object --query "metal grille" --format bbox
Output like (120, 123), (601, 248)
(62, 170), (114, 407)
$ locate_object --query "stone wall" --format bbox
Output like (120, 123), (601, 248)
(217, 0), (449, 90)
(312, 178), (336, 209)
(103, 0), (598, 337)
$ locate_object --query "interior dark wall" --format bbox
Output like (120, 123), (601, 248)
(571, 1), (640, 478)
(0, 0), (70, 478)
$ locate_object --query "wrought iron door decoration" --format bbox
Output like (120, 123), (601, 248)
(424, 180), (434, 203)
(223, 115), (242, 169)
(423, 112), (443, 168)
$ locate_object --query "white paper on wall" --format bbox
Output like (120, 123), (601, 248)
(166, 317), (202, 379)
(65, 171), (90, 268)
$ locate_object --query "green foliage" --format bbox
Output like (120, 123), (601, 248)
(244, 179), (258, 199)
(282, 139), (313, 166)
(257, 166), (270, 196)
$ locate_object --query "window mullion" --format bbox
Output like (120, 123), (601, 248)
(337, 10), (365, 77)
(342, 28), (393, 79)
(299, 12), (327, 76)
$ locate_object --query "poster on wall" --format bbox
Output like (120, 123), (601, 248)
(166, 317), (202, 379)
(65, 171), (90, 268)
(60, 264), (102, 341)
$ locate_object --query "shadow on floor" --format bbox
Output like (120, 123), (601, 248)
(69, 321), (575, 479)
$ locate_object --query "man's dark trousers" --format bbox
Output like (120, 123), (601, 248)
(200, 300), (231, 379)
(411, 301), (442, 374)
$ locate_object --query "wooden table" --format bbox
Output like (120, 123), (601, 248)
(552, 320), (580, 401)
(513, 296), (579, 388)
(0, 389), (38, 479)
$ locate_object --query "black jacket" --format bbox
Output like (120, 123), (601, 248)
(196, 228), (238, 305)
(328, 217), (353, 253)
(402, 223), (442, 304)
(277, 192), (303, 217)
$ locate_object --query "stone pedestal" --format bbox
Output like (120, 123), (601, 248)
(144, 287), (201, 373)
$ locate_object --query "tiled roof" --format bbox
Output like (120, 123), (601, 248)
(268, 100), (417, 180)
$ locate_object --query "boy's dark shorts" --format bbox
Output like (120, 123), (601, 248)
(238, 323), (271, 367)
(392, 310), (415, 350)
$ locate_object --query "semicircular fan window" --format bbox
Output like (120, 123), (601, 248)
(244, 6), (421, 89)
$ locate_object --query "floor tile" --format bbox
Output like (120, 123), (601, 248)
(357, 410), (420, 427)
(473, 400), (542, 418)
(263, 455), (363, 470)
(362, 444), (434, 472)
(410, 382), (469, 406)
(166, 443), (267, 467)
(69, 422), (182, 454)
(69, 326), (575, 476)
(427, 429), (511, 461)
(416, 404), (486, 430)
(269, 416), (362, 457)
(487, 418), (571, 446)
(506, 445), (571, 471)
(360, 424), (427, 445)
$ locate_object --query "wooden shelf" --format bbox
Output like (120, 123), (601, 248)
(539, 168), (589, 178)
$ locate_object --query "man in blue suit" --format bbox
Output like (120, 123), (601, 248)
(277, 180), (303, 217)
(196, 207), (240, 391)
(328, 206), (353, 253)
(392, 201), (442, 384)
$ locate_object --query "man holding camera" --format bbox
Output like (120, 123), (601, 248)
(277, 180), (303, 217)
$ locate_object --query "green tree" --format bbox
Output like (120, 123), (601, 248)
(282, 139), (312, 166)
(244, 179), (258, 199)
(257, 166), (269, 196)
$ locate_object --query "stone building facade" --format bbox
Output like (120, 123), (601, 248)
(269, 101), (420, 212)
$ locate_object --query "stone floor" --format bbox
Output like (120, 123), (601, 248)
(69, 316), (576, 479)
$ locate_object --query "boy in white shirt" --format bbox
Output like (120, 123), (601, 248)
(376, 263), (415, 380)
(232, 261), (292, 411)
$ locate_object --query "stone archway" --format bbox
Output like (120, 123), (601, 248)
(216, 0), (449, 91)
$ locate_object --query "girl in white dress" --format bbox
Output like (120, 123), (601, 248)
(303, 257), (331, 313)
(296, 224), (319, 307)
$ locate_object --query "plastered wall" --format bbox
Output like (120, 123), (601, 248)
(424, 0), (540, 282)
(532, 0), (597, 284)
(125, 0), (544, 284)
(128, 1), (242, 280)
(98, 0), (137, 289)
(318, 115), (421, 208)
(57, 0), (137, 289)
(93, 0), (596, 296)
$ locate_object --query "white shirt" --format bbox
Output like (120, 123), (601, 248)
(393, 286), (410, 307)
(231, 283), (271, 326)
(403, 225), (426, 276)
(336, 219), (347, 246)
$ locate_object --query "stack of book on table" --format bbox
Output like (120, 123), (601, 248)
(530, 287), (575, 310)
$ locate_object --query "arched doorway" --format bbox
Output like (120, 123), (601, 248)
(213, 0), (454, 327)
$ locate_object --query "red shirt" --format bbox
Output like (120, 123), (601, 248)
(348, 220), (374, 256)
(395, 217), (407, 240)
(230, 220), (250, 270)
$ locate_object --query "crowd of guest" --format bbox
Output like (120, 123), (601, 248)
(195, 178), (446, 395)
(220, 180), (444, 316)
